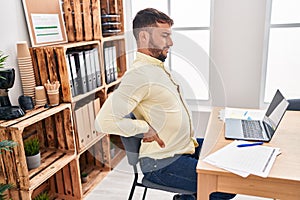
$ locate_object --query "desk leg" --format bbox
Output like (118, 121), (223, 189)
(197, 174), (217, 200)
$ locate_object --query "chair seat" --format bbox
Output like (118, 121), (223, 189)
(142, 177), (194, 194)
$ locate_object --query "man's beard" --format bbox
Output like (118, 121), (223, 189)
(149, 48), (167, 62)
(148, 38), (168, 62)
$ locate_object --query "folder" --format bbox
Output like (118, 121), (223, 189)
(111, 46), (118, 81)
(93, 98), (101, 137)
(108, 46), (114, 82)
(88, 101), (96, 140)
(82, 104), (92, 144)
(69, 53), (81, 95)
(92, 48), (102, 87)
(88, 49), (97, 90)
(74, 51), (88, 94)
(66, 54), (75, 97)
(104, 47), (111, 84)
(75, 107), (85, 149)
(83, 50), (94, 91)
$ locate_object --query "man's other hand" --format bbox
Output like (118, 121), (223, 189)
(143, 126), (165, 148)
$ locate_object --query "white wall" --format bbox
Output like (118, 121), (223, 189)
(0, 0), (268, 110)
(210, 0), (268, 109)
(0, 1), (30, 105)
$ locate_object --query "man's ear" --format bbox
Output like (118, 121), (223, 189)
(138, 30), (150, 46)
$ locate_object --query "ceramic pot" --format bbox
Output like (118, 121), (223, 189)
(26, 152), (41, 169)
(0, 68), (15, 89)
(81, 175), (88, 183)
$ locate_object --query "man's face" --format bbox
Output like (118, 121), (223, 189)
(148, 23), (173, 62)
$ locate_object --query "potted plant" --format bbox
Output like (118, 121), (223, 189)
(81, 172), (88, 183)
(24, 137), (41, 169)
(0, 140), (17, 200)
(0, 51), (14, 81)
(33, 191), (50, 200)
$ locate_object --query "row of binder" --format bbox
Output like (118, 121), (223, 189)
(104, 46), (118, 84)
(75, 98), (101, 150)
(66, 48), (102, 97)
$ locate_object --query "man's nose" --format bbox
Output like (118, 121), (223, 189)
(167, 37), (173, 46)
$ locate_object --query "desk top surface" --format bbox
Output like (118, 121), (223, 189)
(197, 107), (300, 182)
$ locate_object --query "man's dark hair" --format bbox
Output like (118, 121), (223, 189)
(133, 8), (174, 40)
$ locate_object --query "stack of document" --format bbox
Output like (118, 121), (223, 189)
(219, 107), (265, 121)
(203, 140), (280, 178)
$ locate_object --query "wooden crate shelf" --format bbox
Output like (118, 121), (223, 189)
(28, 150), (75, 191)
(102, 38), (127, 84)
(6, 159), (82, 200)
(109, 134), (125, 169)
(78, 135), (110, 196)
(15, 0), (128, 196)
(100, 0), (124, 36)
(73, 96), (103, 153)
(0, 104), (76, 191)
(61, 0), (102, 42)
(30, 40), (104, 103)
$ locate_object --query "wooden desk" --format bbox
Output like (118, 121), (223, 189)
(197, 107), (300, 200)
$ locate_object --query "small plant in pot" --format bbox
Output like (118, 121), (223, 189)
(81, 172), (88, 183)
(0, 140), (17, 199)
(33, 191), (50, 200)
(0, 51), (15, 83)
(24, 137), (41, 169)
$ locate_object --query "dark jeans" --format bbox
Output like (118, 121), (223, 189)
(140, 138), (236, 200)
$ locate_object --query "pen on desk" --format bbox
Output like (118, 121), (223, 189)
(243, 111), (248, 116)
(237, 142), (264, 148)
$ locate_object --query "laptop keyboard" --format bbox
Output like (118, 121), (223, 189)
(241, 120), (264, 139)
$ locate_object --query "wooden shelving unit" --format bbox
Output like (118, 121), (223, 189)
(0, 0), (127, 198)
(0, 104), (82, 199)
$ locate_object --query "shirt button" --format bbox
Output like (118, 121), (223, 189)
(154, 164), (157, 168)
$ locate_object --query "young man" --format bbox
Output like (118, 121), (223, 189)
(95, 8), (235, 200)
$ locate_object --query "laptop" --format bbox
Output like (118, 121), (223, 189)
(225, 90), (289, 142)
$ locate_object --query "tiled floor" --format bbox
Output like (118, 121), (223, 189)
(85, 158), (273, 200)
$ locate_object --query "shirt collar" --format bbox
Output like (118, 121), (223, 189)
(135, 52), (165, 68)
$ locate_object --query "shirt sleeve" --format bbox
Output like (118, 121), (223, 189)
(94, 70), (150, 137)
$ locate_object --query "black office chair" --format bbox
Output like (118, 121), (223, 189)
(287, 99), (300, 111)
(120, 114), (194, 200)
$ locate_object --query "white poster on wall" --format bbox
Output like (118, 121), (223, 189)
(31, 13), (63, 44)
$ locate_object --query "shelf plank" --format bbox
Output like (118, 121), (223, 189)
(0, 106), (46, 128)
(28, 151), (76, 191)
(71, 85), (105, 103)
(81, 165), (110, 196)
(9, 104), (71, 130)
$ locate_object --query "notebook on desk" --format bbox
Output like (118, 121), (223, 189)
(225, 90), (289, 142)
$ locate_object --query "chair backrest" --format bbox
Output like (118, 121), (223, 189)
(287, 99), (300, 111)
(120, 113), (143, 166)
(121, 134), (143, 166)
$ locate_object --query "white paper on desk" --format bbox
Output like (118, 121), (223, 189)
(219, 107), (265, 122)
(203, 140), (280, 178)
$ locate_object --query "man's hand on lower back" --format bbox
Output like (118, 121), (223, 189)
(143, 125), (165, 148)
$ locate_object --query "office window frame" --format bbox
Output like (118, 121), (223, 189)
(127, 0), (212, 101)
(262, 0), (300, 103)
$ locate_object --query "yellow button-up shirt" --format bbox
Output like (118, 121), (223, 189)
(95, 52), (197, 159)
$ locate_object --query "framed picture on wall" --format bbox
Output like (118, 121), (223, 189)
(22, 0), (68, 47)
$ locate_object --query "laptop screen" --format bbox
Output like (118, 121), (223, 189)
(263, 90), (289, 137)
